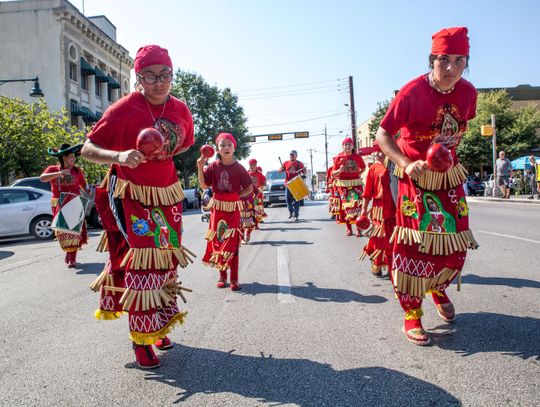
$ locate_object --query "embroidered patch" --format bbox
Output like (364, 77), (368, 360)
(217, 219), (228, 243)
(151, 208), (179, 249)
(419, 192), (456, 233)
(130, 216), (153, 236)
(457, 198), (469, 218)
(400, 196), (419, 219)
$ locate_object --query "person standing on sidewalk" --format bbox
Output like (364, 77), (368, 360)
(496, 151), (512, 199)
(527, 155), (538, 199)
(279, 150), (306, 221)
(376, 27), (479, 346)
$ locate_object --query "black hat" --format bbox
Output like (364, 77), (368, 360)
(47, 143), (83, 157)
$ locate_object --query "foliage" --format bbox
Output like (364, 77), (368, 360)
(368, 100), (391, 140)
(170, 70), (250, 187)
(458, 90), (540, 169)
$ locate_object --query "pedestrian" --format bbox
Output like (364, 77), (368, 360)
(81, 44), (195, 369)
(197, 132), (253, 291)
(332, 137), (366, 236)
(527, 155), (538, 199)
(360, 148), (396, 277)
(496, 151), (512, 199)
(279, 150), (306, 221)
(248, 159), (267, 228)
(326, 164), (338, 219)
(376, 27), (479, 346)
(40, 143), (89, 268)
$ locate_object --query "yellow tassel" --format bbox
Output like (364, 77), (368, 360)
(405, 308), (424, 320)
(94, 309), (122, 320)
(130, 312), (187, 345)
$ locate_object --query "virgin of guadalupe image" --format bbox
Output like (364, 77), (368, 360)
(419, 192), (456, 233)
(151, 207), (179, 248)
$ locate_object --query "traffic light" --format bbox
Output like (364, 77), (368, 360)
(294, 131), (309, 138)
(268, 134), (283, 141)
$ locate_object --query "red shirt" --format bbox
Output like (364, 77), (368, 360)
(43, 165), (86, 198)
(248, 170), (266, 188)
(380, 74), (477, 162)
(87, 92), (194, 187)
(204, 161), (253, 194)
(282, 160), (305, 182)
(333, 152), (365, 180)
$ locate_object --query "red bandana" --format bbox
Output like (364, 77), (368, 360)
(134, 45), (173, 74)
(431, 27), (469, 56)
(216, 132), (237, 148)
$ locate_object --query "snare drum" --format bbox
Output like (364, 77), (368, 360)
(286, 175), (309, 201)
(52, 192), (89, 235)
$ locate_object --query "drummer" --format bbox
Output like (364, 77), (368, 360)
(40, 143), (89, 268)
(279, 150), (307, 221)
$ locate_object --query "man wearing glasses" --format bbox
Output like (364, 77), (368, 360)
(279, 150), (306, 221)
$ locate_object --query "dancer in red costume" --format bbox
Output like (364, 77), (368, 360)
(359, 148), (396, 277)
(326, 165), (339, 219)
(248, 159), (267, 229)
(376, 27), (478, 345)
(332, 137), (366, 236)
(81, 45), (195, 368)
(40, 143), (89, 268)
(197, 133), (253, 291)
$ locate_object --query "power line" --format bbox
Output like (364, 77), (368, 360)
(249, 113), (346, 128)
(238, 84), (341, 98)
(237, 78), (348, 93)
(240, 88), (341, 101)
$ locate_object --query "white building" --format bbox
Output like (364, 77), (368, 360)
(0, 0), (133, 128)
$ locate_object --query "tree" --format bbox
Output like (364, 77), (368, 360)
(368, 100), (391, 141)
(458, 90), (540, 170)
(170, 70), (250, 187)
(0, 97), (107, 185)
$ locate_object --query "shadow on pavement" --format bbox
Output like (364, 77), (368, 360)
(75, 262), (103, 275)
(140, 344), (460, 405)
(247, 240), (313, 247)
(431, 312), (540, 360)
(0, 250), (14, 260)
(240, 281), (387, 304)
(461, 273), (540, 289)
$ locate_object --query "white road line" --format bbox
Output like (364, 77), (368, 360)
(477, 230), (540, 245)
(277, 246), (295, 303)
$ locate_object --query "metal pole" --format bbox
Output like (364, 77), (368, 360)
(491, 114), (497, 197)
(324, 125), (328, 173)
(349, 76), (357, 148)
(309, 148), (315, 193)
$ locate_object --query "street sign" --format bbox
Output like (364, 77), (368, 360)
(268, 134), (283, 141)
(480, 125), (494, 137)
(294, 131), (309, 138)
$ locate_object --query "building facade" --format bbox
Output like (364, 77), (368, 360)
(0, 0), (133, 128)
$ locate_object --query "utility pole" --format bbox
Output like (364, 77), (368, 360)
(324, 125), (328, 173)
(491, 114), (497, 197)
(307, 148), (316, 193)
(349, 76), (357, 149)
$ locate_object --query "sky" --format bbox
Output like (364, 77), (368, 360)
(69, 0), (540, 174)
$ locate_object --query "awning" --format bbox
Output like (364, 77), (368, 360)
(93, 66), (108, 82)
(106, 74), (121, 89)
(94, 111), (103, 121)
(80, 58), (95, 74)
(70, 102), (85, 116)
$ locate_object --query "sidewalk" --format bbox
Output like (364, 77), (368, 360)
(467, 194), (540, 205)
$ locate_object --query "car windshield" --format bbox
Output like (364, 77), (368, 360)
(266, 171), (285, 181)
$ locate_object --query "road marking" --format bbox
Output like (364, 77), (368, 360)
(477, 230), (540, 245)
(277, 246), (295, 303)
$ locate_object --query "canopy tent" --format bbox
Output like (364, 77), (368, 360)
(511, 156), (540, 170)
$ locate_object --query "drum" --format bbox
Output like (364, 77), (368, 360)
(286, 175), (309, 201)
(52, 192), (89, 235)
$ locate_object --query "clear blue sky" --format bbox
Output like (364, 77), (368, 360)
(73, 0), (540, 173)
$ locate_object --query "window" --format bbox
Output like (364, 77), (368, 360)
(81, 72), (88, 90)
(95, 77), (102, 97)
(0, 190), (31, 204)
(69, 63), (77, 82)
(107, 86), (113, 102)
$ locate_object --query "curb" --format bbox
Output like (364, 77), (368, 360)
(467, 196), (540, 205)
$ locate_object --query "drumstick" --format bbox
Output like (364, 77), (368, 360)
(278, 157), (284, 169)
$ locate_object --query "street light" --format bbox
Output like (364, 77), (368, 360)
(0, 76), (44, 97)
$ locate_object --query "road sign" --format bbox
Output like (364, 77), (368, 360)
(268, 134), (283, 141)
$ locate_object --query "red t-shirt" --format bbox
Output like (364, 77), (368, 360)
(282, 160), (305, 182)
(87, 92), (194, 187)
(43, 165), (86, 198)
(204, 161), (253, 194)
(248, 170), (266, 188)
(380, 74), (477, 162)
(333, 152), (365, 180)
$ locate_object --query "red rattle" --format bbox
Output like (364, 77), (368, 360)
(200, 144), (215, 158)
(136, 128), (164, 157)
(426, 143), (453, 172)
(355, 215), (371, 230)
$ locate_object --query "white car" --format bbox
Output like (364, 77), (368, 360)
(0, 186), (54, 240)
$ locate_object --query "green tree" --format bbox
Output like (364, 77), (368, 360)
(368, 100), (391, 141)
(458, 90), (540, 170)
(170, 70), (250, 187)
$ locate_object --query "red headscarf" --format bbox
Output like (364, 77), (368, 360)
(216, 132), (237, 148)
(134, 45), (173, 74)
(342, 137), (354, 146)
(431, 27), (469, 56)
(257, 166), (263, 172)
(249, 158), (257, 165)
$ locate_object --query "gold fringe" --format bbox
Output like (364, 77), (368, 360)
(94, 309), (123, 320)
(370, 206), (383, 221)
(119, 280), (191, 312)
(207, 197), (244, 212)
(394, 267), (459, 298)
(394, 163), (468, 191)
(89, 267), (117, 292)
(96, 231), (108, 252)
(130, 311), (187, 345)
(120, 246), (196, 270)
(390, 226), (478, 255)
(110, 178), (185, 207)
(405, 308), (424, 320)
(334, 178), (363, 187)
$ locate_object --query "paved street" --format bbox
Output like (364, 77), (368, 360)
(0, 200), (539, 406)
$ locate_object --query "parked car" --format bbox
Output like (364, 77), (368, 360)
(466, 175), (485, 196)
(262, 170), (304, 207)
(313, 191), (330, 200)
(182, 187), (200, 211)
(10, 177), (101, 228)
(0, 186), (54, 240)
(483, 173), (516, 197)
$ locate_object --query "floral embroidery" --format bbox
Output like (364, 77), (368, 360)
(400, 196), (418, 219)
(457, 198), (469, 218)
(131, 217), (152, 236)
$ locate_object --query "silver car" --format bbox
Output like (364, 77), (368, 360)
(0, 186), (54, 240)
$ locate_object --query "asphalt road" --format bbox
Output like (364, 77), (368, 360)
(0, 200), (538, 406)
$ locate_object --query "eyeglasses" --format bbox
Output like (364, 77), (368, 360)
(137, 73), (173, 85)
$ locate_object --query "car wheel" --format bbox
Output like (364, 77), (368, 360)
(90, 209), (102, 229)
(30, 215), (53, 240)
